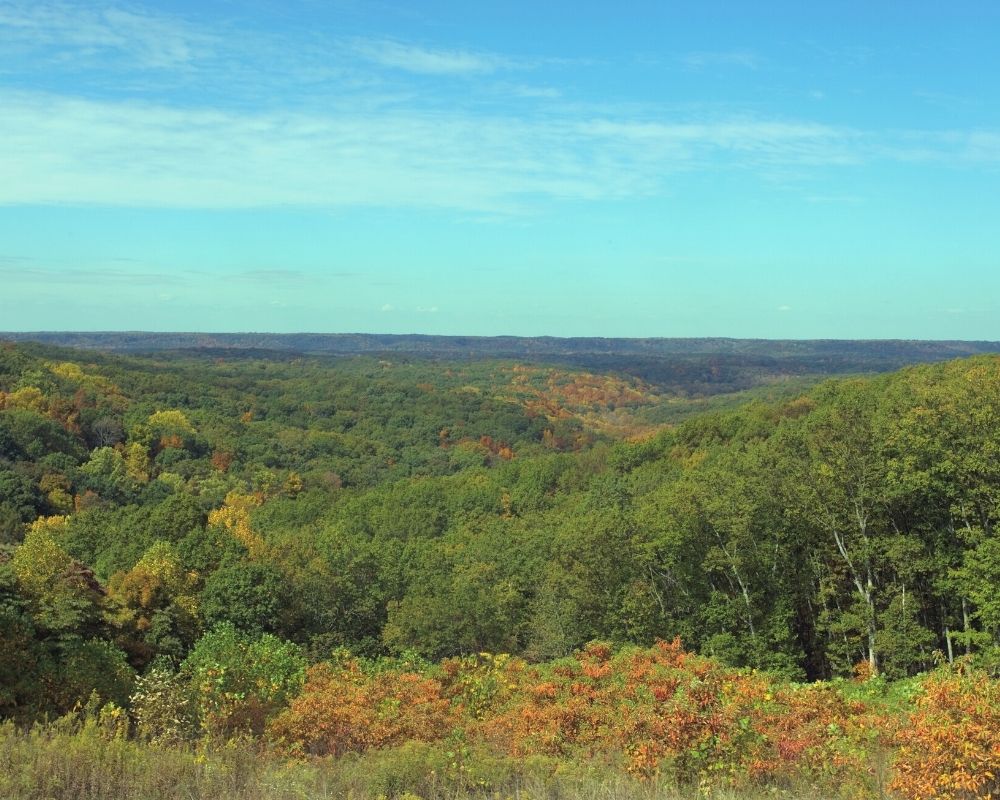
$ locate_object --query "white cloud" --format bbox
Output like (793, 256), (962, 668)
(805, 194), (865, 204)
(0, 91), (650, 211)
(680, 50), (760, 70)
(380, 304), (395, 312)
(0, 91), (597, 210)
(0, 1), (212, 69)
(577, 118), (862, 168)
(506, 84), (561, 99)
(2, 88), (997, 213)
(873, 130), (1000, 165)
(0, 261), (179, 284)
(350, 38), (514, 75)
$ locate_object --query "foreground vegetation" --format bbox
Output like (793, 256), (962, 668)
(0, 724), (847, 800)
(2, 339), (1000, 797)
(1, 644), (997, 800)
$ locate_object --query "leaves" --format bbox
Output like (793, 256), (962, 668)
(891, 670), (1000, 799)
(269, 659), (453, 756)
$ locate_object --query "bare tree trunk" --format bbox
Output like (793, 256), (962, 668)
(830, 525), (878, 672)
(963, 597), (971, 656)
(711, 525), (756, 639)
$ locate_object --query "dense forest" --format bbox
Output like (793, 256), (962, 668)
(1, 338), (999, 799)
(5, 331), (1000, 397)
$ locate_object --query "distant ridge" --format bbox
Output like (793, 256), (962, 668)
(3, 331), (998, 360)
(4, 332), (998, 397)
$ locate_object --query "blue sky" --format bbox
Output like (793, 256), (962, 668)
(1, 1), (999, 338)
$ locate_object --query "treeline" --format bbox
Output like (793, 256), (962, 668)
(1, 342), (1000, 707)
(7, 331), (998, 361)
(7, 332), (1000, 399)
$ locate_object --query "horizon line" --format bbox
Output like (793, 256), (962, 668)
(3, 331), (1000, 345)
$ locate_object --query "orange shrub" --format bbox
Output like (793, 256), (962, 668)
(469, 639), (889, 792)
(269, 660), (454, 756)
(747, 681), (892, 795)
(891, 669), (1000, 800)
(477, 640), (767, 780)
(262, 640), (987, 797)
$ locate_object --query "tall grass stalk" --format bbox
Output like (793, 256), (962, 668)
(0, 720), (871, 800)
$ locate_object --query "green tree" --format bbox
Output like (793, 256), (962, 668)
(12, 519), (102, 637)
(200, 561), (285, 636)
(182, 624), (305, 735)
(784, 380), (893, 674)
(107, 541), (200, 664)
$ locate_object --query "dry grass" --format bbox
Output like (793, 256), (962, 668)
(0, 719), (874, 800)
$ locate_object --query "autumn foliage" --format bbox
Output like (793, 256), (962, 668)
(891, 669), (1000, 800)
(6, 343), (1000, 798)
(263, 640), (944, 796)
(270, 658), (454, 756)
(466, 640), (890, 792)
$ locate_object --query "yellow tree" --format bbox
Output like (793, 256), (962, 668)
(107, 541), (200, 661)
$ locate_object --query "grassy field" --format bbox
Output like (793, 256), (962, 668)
(0, 719), (866, 800)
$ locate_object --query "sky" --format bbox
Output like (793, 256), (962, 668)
(1, 1), (999, 338)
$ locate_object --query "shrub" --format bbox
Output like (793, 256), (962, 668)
(130, 665), (195, 744)
(182, 625), (306, 736)
(269, 658), (454, 756)
(891, 668), (1000, 800)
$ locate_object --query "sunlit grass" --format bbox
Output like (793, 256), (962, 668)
(0, 719), (866, 800)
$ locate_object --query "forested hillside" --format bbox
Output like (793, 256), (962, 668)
(6, 331), (1000, 398)
(2, 340), (999, 798)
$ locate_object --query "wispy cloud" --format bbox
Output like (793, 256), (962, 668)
(505, 84), (561, 99)
(1, 91), (610, 211)
(873, 129), (1000, 165)
(1, 4), (998, 216)
(2, 89), (997, 213)
(912, 89), (980, 110)
(0, 3), (547, 112)
(0, 262), (180, 284)
(350, 38), (515, 75)
(680, 50), (760, 70)
(0, 1), (212, 69)
(235, 269), (310, 284)
(577, 118), (862, 168)
(805, 194), (866, 204)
